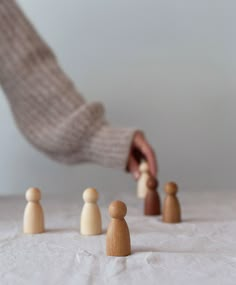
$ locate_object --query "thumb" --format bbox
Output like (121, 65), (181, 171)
(127, 155), (140, 180)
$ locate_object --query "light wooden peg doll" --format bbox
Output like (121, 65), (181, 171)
(23, 187), (45, 234)
(106, 200), (131, 256)
(144, 176), (161, 215)
(163, 182), (181, 223)
(137, 161), (151, 199)
(80, 188), (102, 235)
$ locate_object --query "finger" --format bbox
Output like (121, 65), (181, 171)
(134, 134), (157, 177)
(142, 144), (157, 177)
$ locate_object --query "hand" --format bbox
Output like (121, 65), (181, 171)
(127, 131), (157, 180)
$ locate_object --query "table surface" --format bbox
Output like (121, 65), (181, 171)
(0, 189), (236, 285)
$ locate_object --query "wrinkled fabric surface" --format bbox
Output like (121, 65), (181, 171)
(0, 190), (236, 285)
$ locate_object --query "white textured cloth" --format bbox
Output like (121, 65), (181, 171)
(1, 190), (236, 285)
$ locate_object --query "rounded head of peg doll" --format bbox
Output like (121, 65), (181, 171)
(147, 176), (159, 190)
(165, 182), (178, 195)
(139, 161), (149, 173)
(83, 188), (99, 203)
(109, 200), (127, 219)
(26, 187), (41, 202)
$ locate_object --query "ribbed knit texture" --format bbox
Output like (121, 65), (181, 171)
(0, 0), (136, 169)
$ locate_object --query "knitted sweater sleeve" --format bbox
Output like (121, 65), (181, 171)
(0, 0), (136, 169)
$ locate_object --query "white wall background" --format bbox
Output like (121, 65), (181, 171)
(0, 0), (235, 194)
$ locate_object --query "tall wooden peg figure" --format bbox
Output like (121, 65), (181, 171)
(137, 161), (151, 199)
(23, 187), (45, 234)
(163, 182), (181, 223)
(106, 200), (131, 256)
(80, 188), (102, 235)
(144, 176), (161, 215)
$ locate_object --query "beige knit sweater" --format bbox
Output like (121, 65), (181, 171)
(0, 0), (136, 169)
